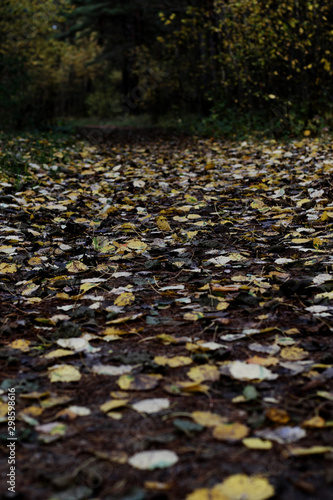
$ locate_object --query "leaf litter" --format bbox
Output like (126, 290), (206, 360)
(1, 133), (333, 499)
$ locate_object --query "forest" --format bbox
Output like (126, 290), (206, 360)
(1, 2), (333, 500)
(1, 0), (333, 136)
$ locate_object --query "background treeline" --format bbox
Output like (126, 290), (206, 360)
(1, 0), (333, 136)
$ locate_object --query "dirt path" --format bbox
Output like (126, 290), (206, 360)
(0, 133), (333, 499)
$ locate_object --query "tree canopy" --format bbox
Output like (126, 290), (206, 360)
(1, 0), (333, 134)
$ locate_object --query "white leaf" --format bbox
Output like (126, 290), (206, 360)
(223, 361), (278, 381)
(128, 450), (178, 470)
(91, 364), (133, 376)
(256, 426), (306, 444)
(131, 398), (170, 414)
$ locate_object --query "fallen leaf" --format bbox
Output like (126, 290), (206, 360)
(183, 311), (205, 321)
(66, 260), (89, 273)
(48, 364), (81, 383)
(156, 216), (172, 231)
(0, 263), (17, 274)
(222, 361), (278, 381)
(100, 399), (129, 412)
(265, 408), (290, 424)
(214, 474), (275, 500)
(242, 438), (273, 450)
(9, 339), (30, 352)
(191, 411), (227, 427)
(302, 415), (325, 428)
(128, 450), (178, 470)
(44, 349), (75, 359)
(131, 398), (170, 414)
(287, 445), (333, 456)
(186, 488), (229, 500)
(255, 426), (306, 444)
(154, 356), (193, 368)
(280, 347), (309, 361)
(114, 292), (135, 307)
(117, 374), (159, 391)
(91, 364), (133, 376)
(188, 364), (220, 382)
(213, 422), (249, 441)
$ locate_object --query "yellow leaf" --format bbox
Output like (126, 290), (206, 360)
(156, 334), (180, 345)
(121, 222), (137, 230)
(242, 438), (272, 450)
(80, 282), (98, 292)
(101, 327), (130, 336)
(0, 245), (16, 254)
(185, 231), (198, 239)
(302, 415), (326, 428)
(0, 401), (8, 417)
(280, 346), (308, 361)
(285, 328), (300, 335)
(214, 474), (274, 500)
(188, 364), (220, 382)
(48, 364), (81, 383)
(321, 211), (333, 221)
(164, 381), (209, 395)
(191, 411), (227, 427)
(291, 238), (311, 244)
(186, 488), (228, 500)
(100, 399), (129, 413)
(66, 260), (89, 273)
(265, 408), (290, 424)
(213, 422), (249, 441)
(9, 339), (30, 352)
(21, 283), (40, 296)
(185, 195), (198, 204)
(0, 263), (17, 274)
(183, 312), (205, 321)
(106, 313), (143, 324)
(247, 356), (279, 367)
(156, 216), (171, 231)
(287, 445), (333, 456)
(20, 391), (50, 400)
(93, 237), (116, 253)
(126, 239), (148, 251)
(145, 481), (171, 491)
(114, 292), (135, 307)
(27, 256), (42, 266)
(303, 130), (311, 136)
(315, 290), (333, 300)
(154, 356), (193, 368)
(117, 374), (159, 391)
(56, 292), (71, 300)
(251, 199), (265, 209)
(19, 406), (44, 418)
(44, 349), (75, 359)
(313, 237), (324, 248)
(216, 301), (230, 311)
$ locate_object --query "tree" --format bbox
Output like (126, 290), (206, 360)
(0, 0), (103, 128)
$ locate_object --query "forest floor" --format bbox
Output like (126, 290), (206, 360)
(0, 131), (333, 500)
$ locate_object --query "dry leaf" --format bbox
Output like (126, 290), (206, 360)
(213, 422), (249, 441)
(154, 356), (193, 368)
(117, 374), (159, 391)
(188, 364), (220, 382)
(48, 364), (81, 383)
(114, 292), (135, 307)
(214, 474), (275, 500)
(128, 450), (178, 470)
(191, 411), (227, 427)
(66, 260), (89, 273)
